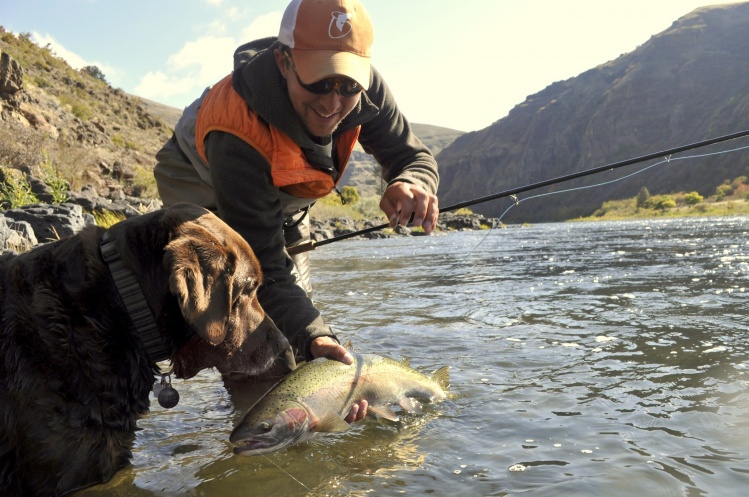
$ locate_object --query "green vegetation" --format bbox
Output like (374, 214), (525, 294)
(40, 154), (70, 203)
(80, 65), (107, 82)
(0, 167), (39, 208)
(92, 209), (126, 228)
(577, 175), (749, 221)
(57, 94), (92, 121)
(338, 185), (360, 205)
(112, 134), (139, 150)
(130, 164), (159, 199)
(310, 187), (385, 221)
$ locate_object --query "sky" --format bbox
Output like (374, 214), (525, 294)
(3, 0), (746, 132)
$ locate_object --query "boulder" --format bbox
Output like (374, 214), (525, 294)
(2, 203), (95, 243)
(0, 51), (23, 95)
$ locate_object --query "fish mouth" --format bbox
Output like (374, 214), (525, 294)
(232, 436), (295, 456)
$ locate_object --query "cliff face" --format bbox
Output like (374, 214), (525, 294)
(437, 3), (749, 222)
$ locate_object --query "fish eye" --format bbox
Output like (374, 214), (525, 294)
(258, 422), (271, 433)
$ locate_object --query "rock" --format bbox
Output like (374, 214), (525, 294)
(0, 217), (37, 253)
(2, 203), (95, 242)
(0, 51), (23, 95)
(66, 188), (144, 218)
(18, 102), (59, 138)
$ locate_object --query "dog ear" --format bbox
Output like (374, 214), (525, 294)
(164, 222), (233, 345)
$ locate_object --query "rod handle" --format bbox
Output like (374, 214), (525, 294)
(287, 241), (316, 256)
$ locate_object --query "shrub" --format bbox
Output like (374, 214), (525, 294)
(39, 154), (70, 203)
(653, 196), (676, 211)
(0, 167), (39, 208)
(684, 191), (703, 205)
(715, 182), (734, 201)
(339, 185), (360, 205)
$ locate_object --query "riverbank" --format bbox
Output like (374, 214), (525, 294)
(574, 198), (749, 222)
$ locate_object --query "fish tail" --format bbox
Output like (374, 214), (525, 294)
(431, 366), (450, 390)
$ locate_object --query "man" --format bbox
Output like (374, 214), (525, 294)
(154, 0), (439, 418)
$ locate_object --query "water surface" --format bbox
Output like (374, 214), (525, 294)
(80, 217), (749, 496)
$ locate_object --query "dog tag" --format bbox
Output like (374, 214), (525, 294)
(158, 385), (180, 409)
(154, 372), (180, 408)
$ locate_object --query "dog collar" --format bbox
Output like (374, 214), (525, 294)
(99, 231), (171, 362)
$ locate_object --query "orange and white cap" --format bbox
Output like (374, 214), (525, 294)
(279, 0), (374, 89)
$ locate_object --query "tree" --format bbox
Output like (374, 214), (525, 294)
(339, 185), (360, 205)
(636, 187), (651, 208)
(81, 65), (107, 83)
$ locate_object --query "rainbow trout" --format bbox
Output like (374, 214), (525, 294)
(230, 353), (449, 455)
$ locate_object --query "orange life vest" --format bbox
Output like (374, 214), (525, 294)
(194, 75), (361, 199)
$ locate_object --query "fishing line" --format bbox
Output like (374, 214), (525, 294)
(429, 140), (749, 285)
(291, 128), (749, 256)
(313, 140), (749, 310)
(302, 139), (749, 490)
(256, 450), (316, 494)
(430, 141), (749, 425)
(496, 142), (749, 222)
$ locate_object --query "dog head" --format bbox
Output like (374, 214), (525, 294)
(159, 205), (295, 379)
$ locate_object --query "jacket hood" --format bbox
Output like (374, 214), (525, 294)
(231, 38), (378, 150)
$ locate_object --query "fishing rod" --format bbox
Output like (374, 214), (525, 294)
(288, 128), (749, 256)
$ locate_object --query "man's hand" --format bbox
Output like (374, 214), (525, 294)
(309, 336), (368, 422)
(380, 181), (439, 234)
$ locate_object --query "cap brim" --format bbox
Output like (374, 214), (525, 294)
(290, 49), (371, 90)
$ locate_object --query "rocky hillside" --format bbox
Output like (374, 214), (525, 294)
(0, 29), (172, 207)
(437, 2), (749, 222)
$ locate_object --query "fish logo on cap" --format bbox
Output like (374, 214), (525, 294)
(329, 11), (354, 39)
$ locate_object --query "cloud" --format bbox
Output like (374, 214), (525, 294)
(239, 12), (282, 41)
(133, 10), (282, 107)
(32, 32), (87, 69)
(134, 35), (236, 104)
(134, 71), (198, 103)
(30, 32), (120, 84)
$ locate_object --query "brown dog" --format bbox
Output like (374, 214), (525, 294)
(0, 203), (294, 497)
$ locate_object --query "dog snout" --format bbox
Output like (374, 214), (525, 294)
(277, 344), (297, 372)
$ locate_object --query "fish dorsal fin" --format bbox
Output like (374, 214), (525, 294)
(431, 366), (450, 390)
(342, 339), (355, 351)
(312, 412), (350, 433)
(368, 404), (400, 422)
(400, 357), (411, 368)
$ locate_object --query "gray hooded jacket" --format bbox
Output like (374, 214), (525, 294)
(154, 37), (439, 360)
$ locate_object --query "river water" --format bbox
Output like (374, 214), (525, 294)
(79, 216), (749, 497)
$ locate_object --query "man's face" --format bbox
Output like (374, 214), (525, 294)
(275, 49), (361, 137)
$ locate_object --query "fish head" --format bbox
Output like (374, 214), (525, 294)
(230, 399), (310, 456)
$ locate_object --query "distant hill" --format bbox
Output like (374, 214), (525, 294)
(139, 97), (183, 130)
(436, 2), (749, 222)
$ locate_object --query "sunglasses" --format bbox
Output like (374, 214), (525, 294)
(284, 52), (363, 98)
